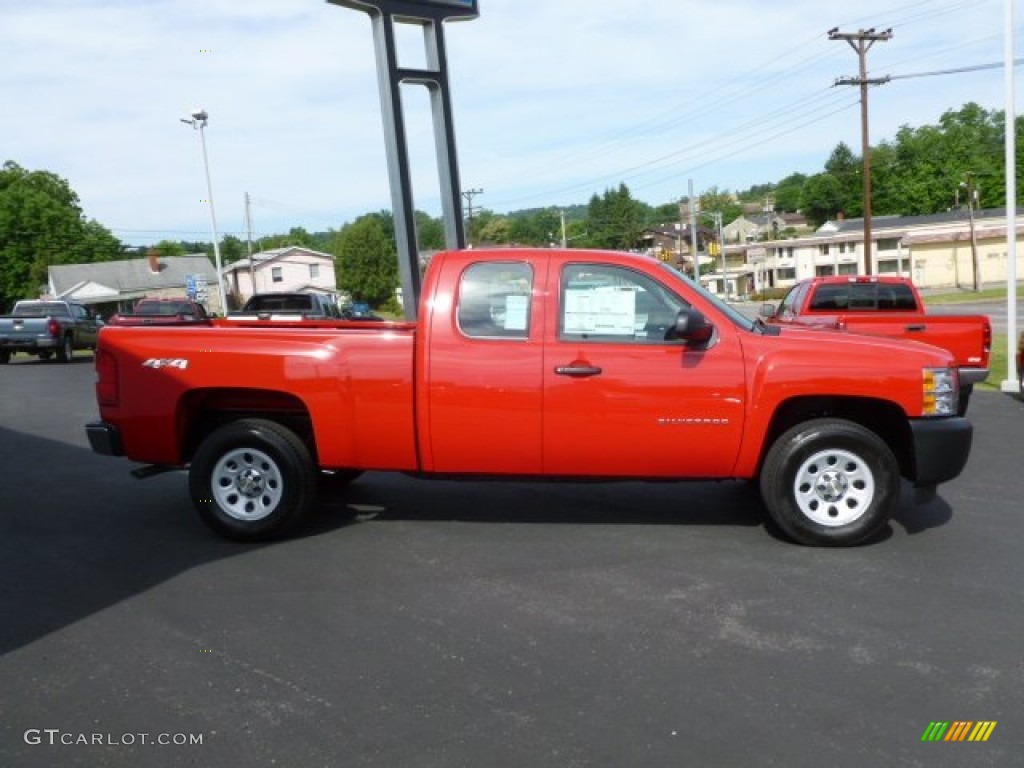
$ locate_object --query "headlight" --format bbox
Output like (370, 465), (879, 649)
(922, 367), (958, 416)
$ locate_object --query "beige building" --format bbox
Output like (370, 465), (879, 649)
(701, 208), (1024, 297)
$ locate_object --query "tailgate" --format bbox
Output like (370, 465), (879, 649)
(839, 314), (990, 368)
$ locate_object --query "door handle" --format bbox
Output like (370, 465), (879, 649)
(905, 324), (926, 332)
(555, 364), (602, 378)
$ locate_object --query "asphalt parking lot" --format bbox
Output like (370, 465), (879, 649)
(1, 354), (1023, 767)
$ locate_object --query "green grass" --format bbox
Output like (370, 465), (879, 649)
(925, 285), (1024, 304)
(977, 332), (1008, 391)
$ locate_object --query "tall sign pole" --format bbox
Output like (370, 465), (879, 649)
(1002, 0), (1019, 394)
(328, 0), (478, 319)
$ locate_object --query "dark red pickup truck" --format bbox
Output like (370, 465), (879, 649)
(85, 248), (974, 548)
(106, 298), (210, 326)
(761, 276), (991, 414)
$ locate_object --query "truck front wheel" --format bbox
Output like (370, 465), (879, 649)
(759, 418), (899, 546)
(189, 419), (315, 541)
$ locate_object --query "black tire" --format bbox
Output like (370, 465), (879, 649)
(957, 383), (972, 417)
(189, 419), (315, 541)
(56, 335), (73, 363)
(759, 418), (900, 546)
(0, 350), (9, 364)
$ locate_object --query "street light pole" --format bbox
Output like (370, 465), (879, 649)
(181, 109), (228, 315)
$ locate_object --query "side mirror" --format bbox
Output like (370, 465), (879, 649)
(675, 307), (714, 346)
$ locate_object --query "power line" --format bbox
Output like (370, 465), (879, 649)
(890, 58), (1024, 80)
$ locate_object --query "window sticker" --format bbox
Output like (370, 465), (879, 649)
(564, 287), (636, 336)
(504, 294), (529, 331)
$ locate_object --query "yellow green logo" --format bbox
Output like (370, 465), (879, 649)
(921, 721), (997, 742)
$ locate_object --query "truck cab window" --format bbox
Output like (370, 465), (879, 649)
(559, 264), (688, 344)
(457, 262), (533, 339)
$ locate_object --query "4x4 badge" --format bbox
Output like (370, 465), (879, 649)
(142, 358), (189, 370)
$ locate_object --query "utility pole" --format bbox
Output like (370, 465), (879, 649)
(559, 209), (568, 248)
(689, 179), (699, 277)
(710, 210), (726, 299)
(962, 173), (980, 291)
(462, 187), (483, 246)
(829, 26), (892, 274)
(244, 192), (256, 298)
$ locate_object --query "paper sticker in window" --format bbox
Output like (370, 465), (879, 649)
(564, 288), (636, 335)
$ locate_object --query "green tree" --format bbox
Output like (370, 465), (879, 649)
(773, 173), (807, 213)
(332, 213), (398, 307)
(415, 210), (445, 250)
(824, 142), (862, 217)
(220, 234), (246, 264)
(0, 161), (121, 309)
(799, 173), (845, 227)
(650, 201), (682, 223)
(475, 210), (511, 244)
(152, 240), (187, 258)
(585, 183), (646, 250)
(698, 187), (742, 229)
(258, 226), (317, 251)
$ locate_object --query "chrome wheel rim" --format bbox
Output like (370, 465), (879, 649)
(211, 448), (284, 521)
(793, 448), (875, 527)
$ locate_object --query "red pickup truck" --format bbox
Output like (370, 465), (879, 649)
(86, 248), (972, 547)
(760, 276), (990, 415)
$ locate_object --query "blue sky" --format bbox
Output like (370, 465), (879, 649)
(1, 0), (1019, 246)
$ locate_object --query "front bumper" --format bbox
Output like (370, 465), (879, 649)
(959, 367), (989, 386)
(910, 417), (972, 487)
(86, 421), (124, 457)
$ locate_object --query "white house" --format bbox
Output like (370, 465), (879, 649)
(224, 246), (338, 305)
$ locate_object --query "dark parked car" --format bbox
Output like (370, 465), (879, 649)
(236, 292), (341, 319)
(0, 300), (101, 363)
(341, 302), (382, 321)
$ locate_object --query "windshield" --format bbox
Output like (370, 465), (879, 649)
(655, 263), (756, 331)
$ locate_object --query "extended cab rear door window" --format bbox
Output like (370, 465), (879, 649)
(809, 284), (848, 310)
(559, 264), (689, 344)
(457, 262), (533, 339)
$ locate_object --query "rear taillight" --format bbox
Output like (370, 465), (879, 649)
(47, 318), (60, 338)
(983, 321), (992, 355)
(95, 348), (119, 406)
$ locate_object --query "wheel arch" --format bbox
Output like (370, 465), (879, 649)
(178, 388), (316, 464)
(758, 396), (913, 480)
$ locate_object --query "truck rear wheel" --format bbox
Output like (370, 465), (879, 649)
(759, 418), (899, 546)
(189, 419), (315, 541)
(56, 335), (73, 363)
(0, 351), (9, 364)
